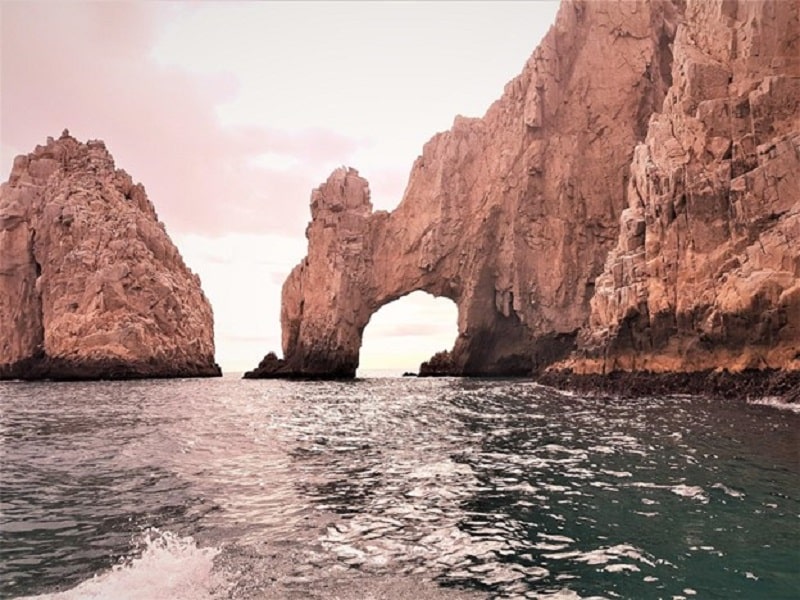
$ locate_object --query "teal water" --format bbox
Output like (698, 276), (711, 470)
(0, 376), (798, 599)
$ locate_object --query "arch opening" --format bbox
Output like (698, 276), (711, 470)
(357, 290), (458, 377)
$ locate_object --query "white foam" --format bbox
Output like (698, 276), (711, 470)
(538, 533), (576, 544)
(748, 397), (800, 413)
(601, 470), (632, 478)
(670, 484), (709, 503)
(711, 483), (745, 498)
(19, 529), (220, 600)
(603, 563), (640, 573)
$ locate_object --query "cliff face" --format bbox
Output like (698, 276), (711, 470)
(248, 0), (798, 383)
(0, 131), (221, 379)
(247, 0), (680, 378)
(568, 0), (800, 375)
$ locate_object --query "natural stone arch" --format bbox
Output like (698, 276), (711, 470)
(245, 1), (681, 379)
(357, 290), (458, 374)
(246, 166), (567, 379)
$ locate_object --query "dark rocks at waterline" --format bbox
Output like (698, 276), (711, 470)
(538, 368), (800, 403)
(243, 352), (356, 379)
(418, 350), (457, 377)
(0, 353), (221, 381)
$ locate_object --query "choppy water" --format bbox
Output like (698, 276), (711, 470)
(1, 376), (798, 599)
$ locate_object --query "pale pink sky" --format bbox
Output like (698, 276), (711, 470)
(1, 1), (559, 373)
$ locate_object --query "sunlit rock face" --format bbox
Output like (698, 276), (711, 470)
(0, 131), (221, 380)
(247, 0), (681, 378)
(248, 0), (798, 380)
(563, 0), (800, 375)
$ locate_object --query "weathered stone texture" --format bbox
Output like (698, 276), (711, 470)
(568, 0), (800, 375)
(247, 0), (681, 378)
(249, 0), (798, 388)
(0, 131), (221, 379)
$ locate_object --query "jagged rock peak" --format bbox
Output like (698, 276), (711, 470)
(311, 167), (372, 217)
(0, 132), (221, 380)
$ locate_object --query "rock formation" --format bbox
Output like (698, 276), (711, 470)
(0, 131), (221, 380)
(248, 0), (799, 393)
(418, 350), (456, 377)
(247, 0), (679, 379)
(560, 0), (800, 378)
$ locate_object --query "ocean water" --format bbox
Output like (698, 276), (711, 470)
(1, 375), (798, 599)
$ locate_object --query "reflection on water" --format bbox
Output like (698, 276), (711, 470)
(1, 377), (798, 599)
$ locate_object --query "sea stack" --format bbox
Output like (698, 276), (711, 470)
(0, 131), (221, 380)
(248, 0), (799, 395)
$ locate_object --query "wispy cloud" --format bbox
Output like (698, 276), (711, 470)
(1, 2), (363, 237)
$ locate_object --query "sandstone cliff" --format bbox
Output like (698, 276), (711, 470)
(248, 0), (799, 391)
(0, 131), (221, 379)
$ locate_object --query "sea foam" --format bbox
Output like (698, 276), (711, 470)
(19, 529), (220, 600)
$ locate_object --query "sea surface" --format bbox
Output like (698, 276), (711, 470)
(1, 375), (798, 599)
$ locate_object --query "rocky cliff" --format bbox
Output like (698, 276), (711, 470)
(560, 0), (800, 379)
(247, 0), (679, 379)
(0, 131), (221, 380)
(247, 0), (799, 391)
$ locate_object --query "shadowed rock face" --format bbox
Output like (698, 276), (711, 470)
(248, 0), (798, 383)
(0, 131), (221, 380)
(247, 0), (681, 378)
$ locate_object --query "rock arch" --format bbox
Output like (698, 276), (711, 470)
(245, 1), (682, 379)
(246, 164), (584, 379)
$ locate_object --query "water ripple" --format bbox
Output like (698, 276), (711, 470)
(1, 377), (798, 599)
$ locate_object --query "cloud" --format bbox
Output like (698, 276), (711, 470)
(368, 322), (458, 339)
(0, 2), (361, 237)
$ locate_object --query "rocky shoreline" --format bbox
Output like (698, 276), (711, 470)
(538, 368), (800, 403)
(0, 354), (221, 381)
(410, 361), (800, 402)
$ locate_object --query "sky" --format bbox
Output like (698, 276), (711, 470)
(0, 1), (559, 374)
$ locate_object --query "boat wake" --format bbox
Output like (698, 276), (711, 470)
(18, 529), (220, 600)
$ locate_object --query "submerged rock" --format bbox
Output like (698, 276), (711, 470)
(0, 132), (221, 380)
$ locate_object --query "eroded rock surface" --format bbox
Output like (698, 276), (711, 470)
(249, 0), (798, 389)
(563, 0), (800, 376)
(247, 0), (680, 378)
(0, 131), (221, 379)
